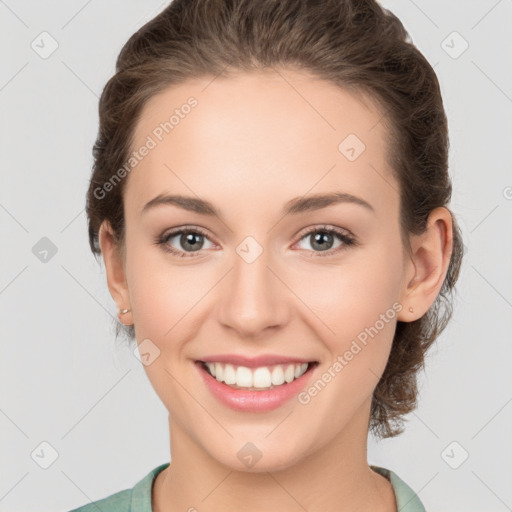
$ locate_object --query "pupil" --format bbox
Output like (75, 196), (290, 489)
(183, 233), (202, 250)
(313, 232), (332, 251)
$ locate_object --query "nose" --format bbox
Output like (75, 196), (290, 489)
(216, 247), (289, 338)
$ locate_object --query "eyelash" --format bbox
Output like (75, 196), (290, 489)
(154, 224), (358, 259)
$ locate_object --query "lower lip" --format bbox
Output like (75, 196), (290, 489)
(195, 361), (317, 412)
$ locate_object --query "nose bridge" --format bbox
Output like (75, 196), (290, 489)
(217, 238), (287, 335)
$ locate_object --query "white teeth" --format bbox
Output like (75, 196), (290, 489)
(295, 363), (308, 378)
(284, 364), (295, 383)
(271, 365), (285, 385)
(236, 366), (253, 387)
(223, 364), (236, 385)
(203, 361), (311, 390)
(253, 367), (272, 388)
(214, 362), (224, 382)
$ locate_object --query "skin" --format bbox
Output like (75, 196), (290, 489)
(99, 67), (453, 512)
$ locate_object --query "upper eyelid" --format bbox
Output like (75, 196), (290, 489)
(295, 224), (353, 239)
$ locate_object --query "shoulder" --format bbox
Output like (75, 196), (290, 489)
(66, 463), (170, 512)
(370, 465), (427, 512)
(67, 488), (131, 512)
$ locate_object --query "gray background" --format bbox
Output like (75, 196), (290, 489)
(1, 1), (511, 511)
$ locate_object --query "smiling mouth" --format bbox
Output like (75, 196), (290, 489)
(197, 360), (318, 391)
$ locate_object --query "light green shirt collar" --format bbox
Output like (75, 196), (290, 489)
(70, 462), (427, 512)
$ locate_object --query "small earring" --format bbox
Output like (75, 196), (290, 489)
(119, 308), (131, 315)
(408, 306), (414, 313)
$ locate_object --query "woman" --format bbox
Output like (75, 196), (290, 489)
(71, 0), (463, 510)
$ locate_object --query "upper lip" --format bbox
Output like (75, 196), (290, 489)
(197, 354), (316, 368)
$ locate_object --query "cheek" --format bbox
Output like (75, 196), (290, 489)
(124, 246), (206, 414)
(289, 249), (404, 403)
(298, 273), (401, 424)
(291, 251), (403, 341)
(124, 238), (204, 338)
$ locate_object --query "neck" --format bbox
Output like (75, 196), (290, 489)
(152, 398), (396, 512)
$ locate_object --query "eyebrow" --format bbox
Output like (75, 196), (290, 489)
(141, 191), (375, 218)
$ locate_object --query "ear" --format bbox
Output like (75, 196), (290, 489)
(98, 220), (133, 325)
(397, 206), (454, 322)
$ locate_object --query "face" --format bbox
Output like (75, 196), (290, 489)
(104, 68), (415, 472)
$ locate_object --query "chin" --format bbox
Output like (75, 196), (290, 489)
(206, 437), (308, 474)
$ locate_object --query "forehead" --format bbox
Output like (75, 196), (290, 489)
(126, 68), (397, 218)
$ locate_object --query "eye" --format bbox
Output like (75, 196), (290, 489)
(293, 225), (357, 257)
(154, 224), (357, 259)
(154, 226), (216, 258)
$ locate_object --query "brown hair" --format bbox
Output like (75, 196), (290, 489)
(86, 0), (464, 439)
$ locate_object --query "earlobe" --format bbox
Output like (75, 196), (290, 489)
(98, 220), (132, 325)
(397, 207), (454, 322)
